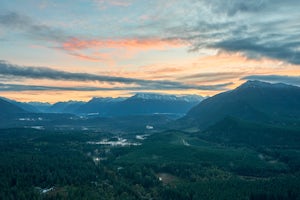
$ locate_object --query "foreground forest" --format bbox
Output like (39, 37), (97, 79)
(0, 127), (299, 200)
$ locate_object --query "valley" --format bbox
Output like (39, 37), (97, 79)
(0, 126), (299, 200)
(0, 81), (300, 199)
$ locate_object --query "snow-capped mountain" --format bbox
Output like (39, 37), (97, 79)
(89, 97), (127, 103)
(132, 93), (203, 102)
(1, 93), (204, 117)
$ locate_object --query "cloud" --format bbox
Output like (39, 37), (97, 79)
(0, 60), (231, 91)
(179, 72), (244, 82)
(0, 82), (231, 91)
(0, 12), (106, 62)
(0, 60), (156, 85)
(67, 52), (105, 62)
(59, 37), (185, 61)
(2, 1), (300, 65)
(62, 37), (184, 51)
(0, 11), (68, 42)
(207, 0), (300, 16)
(0, 11), (185, 62)
(164, 0), (300, 65)
(0, 82), (142, 91)
(242, 75), (300, 86)
(203, 0), (269, 16)
(213, 37), (300, 65)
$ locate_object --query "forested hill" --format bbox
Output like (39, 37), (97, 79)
(180, 80), (300, 129)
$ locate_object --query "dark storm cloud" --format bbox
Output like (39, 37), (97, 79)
(242, 75), (300, 86)
(0, 60), (231, 91)
(0, 11), (68, 41)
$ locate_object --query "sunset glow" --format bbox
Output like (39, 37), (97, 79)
(0, 0), (299, 103)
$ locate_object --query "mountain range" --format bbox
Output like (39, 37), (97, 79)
(9, 93), (204, 117)
(1, 93), (203, 117)
(2, 81), (300, 134)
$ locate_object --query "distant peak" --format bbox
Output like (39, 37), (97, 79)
(238, 80), (292, 89)
(132, 93), (176, 100)
(90, 97), (126, 103)
(55, 100), (84, 104)
(241, 80), (271, 88)
(28, 102), (51, 105)
(132, 93), (203, 102)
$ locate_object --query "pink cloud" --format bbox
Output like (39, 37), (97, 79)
(59, 37), (186, 63)
(62, 37), (185, 51)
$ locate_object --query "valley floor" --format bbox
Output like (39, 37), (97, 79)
(0, 128), (299, 200)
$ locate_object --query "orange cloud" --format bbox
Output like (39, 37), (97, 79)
(62, 37), (185, 51)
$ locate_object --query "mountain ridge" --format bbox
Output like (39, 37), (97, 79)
(0, 98), (27, 118)
(180, 80), (300, 130)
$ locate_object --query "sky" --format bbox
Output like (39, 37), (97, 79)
(0, 0), (300, 103)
